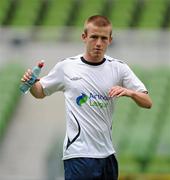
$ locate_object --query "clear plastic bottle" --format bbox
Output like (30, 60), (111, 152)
(20, 61), (44, 94)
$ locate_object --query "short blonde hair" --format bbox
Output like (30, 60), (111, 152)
(84, 15), (112, 36)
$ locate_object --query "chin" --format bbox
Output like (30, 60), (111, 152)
(94, 53), (103, 59)
(93, 56), (103, 62)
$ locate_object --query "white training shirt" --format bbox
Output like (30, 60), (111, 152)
(40, 54), (147, 160)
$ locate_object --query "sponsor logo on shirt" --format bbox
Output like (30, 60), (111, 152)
(76, 93), (111, 108)
(76, 93), (89, 106)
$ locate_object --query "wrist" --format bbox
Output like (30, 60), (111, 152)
(127, 89), (135, 97)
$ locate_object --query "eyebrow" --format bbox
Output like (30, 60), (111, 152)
(90, 34), (109, 39)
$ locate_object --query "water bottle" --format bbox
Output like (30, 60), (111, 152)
(20, 60), (44, 94)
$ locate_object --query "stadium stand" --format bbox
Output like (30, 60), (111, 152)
(1, 0), (18, 26)
(34, 0), (49, 26)
(147, 85), (170, 173)
(113, 97), (141, 173)
(0, 0), (170, 29)
(110, 0), (136, 28)
(157, 111), (170, 160)
(0, 0), (11, 25)
(100, 0), (113, 18)
(65, 0), (82, 26)
(138, 0), (168, 29)
(0, 63), (23, 138)
(114, 67), (170, 174)
(11, 0), (41, 26)
(129, 0), (145, 27)
(161, 0), (170, 28)
(74, 0), (105, 26)
(43, 0), (73, 26)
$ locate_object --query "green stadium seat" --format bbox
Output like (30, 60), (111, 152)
(125, 68), (168, 159)
(110, 0), (136, 28)
(74, 0), (105, 27)
(143, 68), (170, 173)
(113, 97), (137, 151)
(113, 67), (170, 173)
(0, 0), (11, 25)
(147, 158), (170, 173)
(138, 0), (167, 29)
(0, 63), (24, 138)
(153, 110), (170, 160)
(43, 0), (72, 27)
(124, 110), (157, 161)
(119, 158), (141, 173)
(11, 0), (41, 26)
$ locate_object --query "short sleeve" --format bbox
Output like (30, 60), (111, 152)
(121, 63), (147, 93)
(40, 62), (65, 96)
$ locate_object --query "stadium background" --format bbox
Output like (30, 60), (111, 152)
(0, 0), (170, 179)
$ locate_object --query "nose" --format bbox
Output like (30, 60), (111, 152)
(96, 38), (102, 47)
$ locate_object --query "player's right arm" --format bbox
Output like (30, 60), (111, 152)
(21, 69), (46, 99)
(30, 81), (46, 99)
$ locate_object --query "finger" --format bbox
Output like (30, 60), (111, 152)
(116, 91), (125, 97)
(21, 78), (25, 82)
(109, 90), (120, 97)
(21, 74), (29, 82)
(21, 69), (32, 82)
(108, 87), (118, 95)
(109, 87), (123, 97)
(27, 69), (32, 76)
(26, 72), (32, 79)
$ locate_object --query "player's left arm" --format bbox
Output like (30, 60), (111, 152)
(109, 86), (152, 109)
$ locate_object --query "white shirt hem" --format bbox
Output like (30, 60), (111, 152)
(62, 151), (116, 160)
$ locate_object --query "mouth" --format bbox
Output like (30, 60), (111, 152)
(94, 48), (102, 52)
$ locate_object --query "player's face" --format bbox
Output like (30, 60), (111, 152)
(82, 23), (112, 62)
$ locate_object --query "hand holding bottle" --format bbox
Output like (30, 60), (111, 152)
(20, 60), (44, 94)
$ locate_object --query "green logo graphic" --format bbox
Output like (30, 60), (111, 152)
(76, 93), (89, 106)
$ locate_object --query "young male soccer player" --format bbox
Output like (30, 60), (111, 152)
(21, 15), (152, 180)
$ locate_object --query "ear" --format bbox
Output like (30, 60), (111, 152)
(81, 32), (87, 42)
(109, 36), (113, 45)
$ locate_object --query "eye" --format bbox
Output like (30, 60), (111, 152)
(101, 36), (108, 40)
(90, 35), (98, 39)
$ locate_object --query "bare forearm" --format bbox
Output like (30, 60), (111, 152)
(30, 81), (46, 99)
(131, 91), (152, 109)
